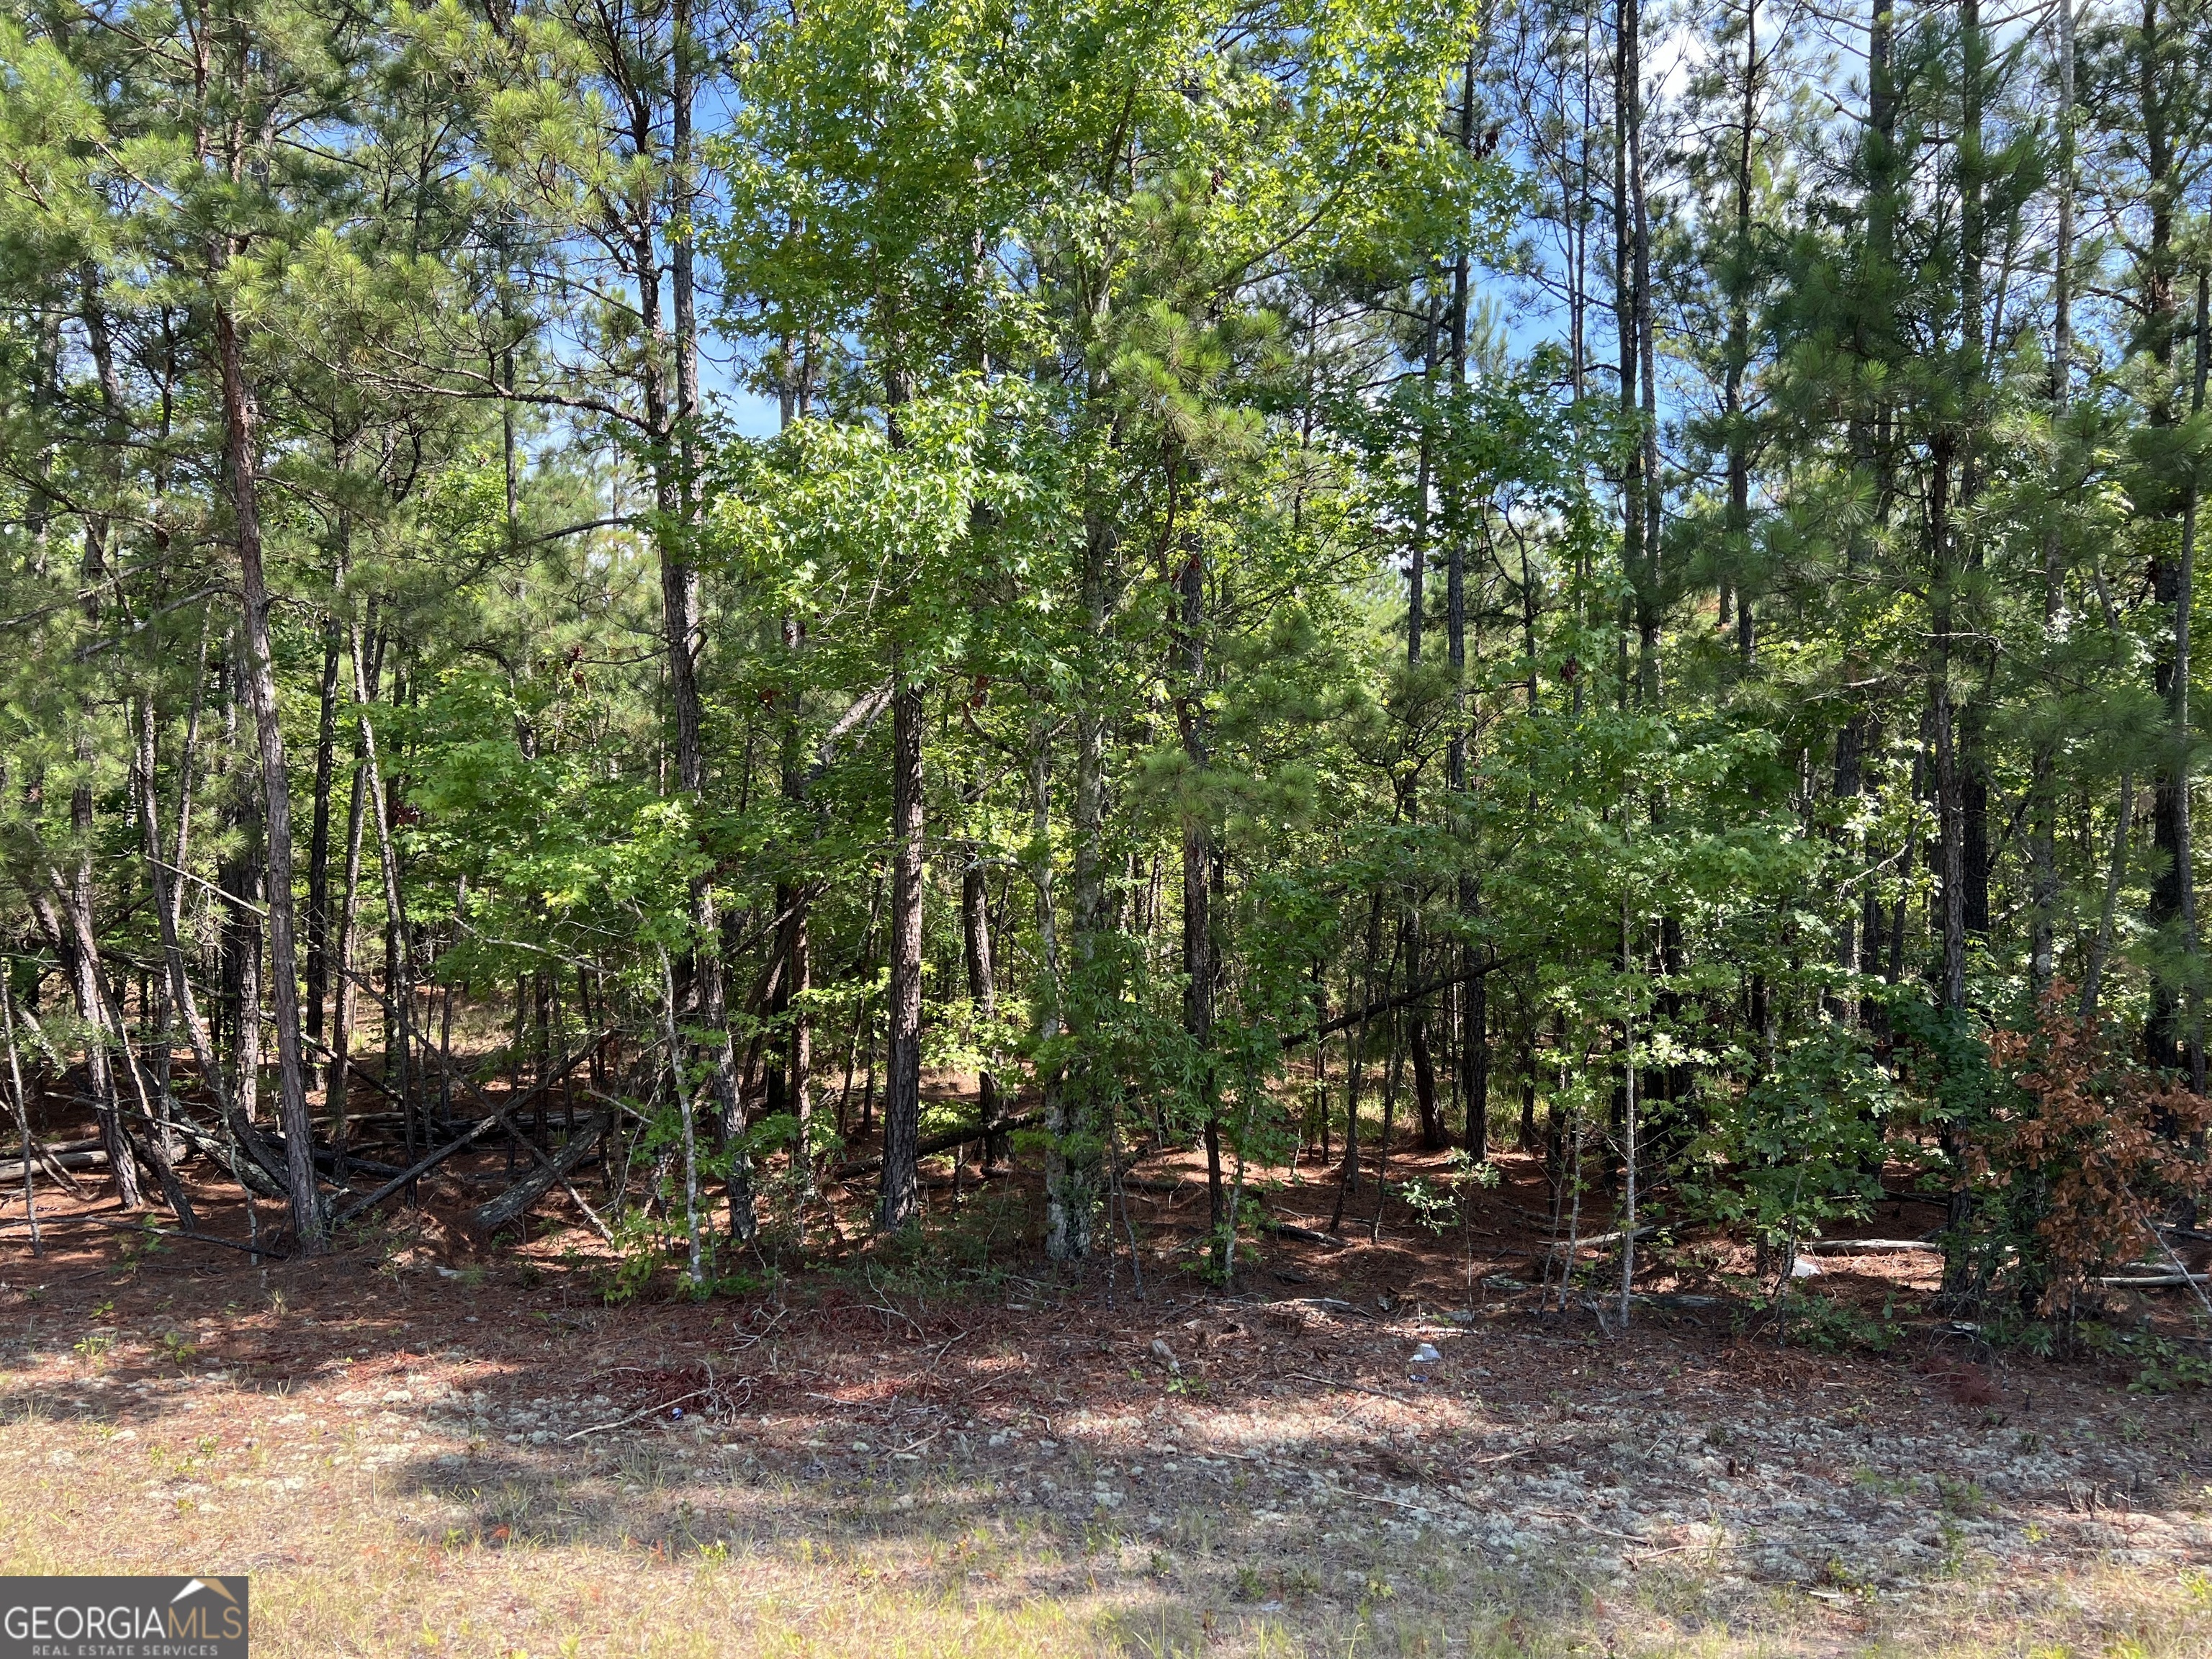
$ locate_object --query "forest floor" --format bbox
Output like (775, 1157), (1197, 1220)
(6, 1081), (2212, 1656)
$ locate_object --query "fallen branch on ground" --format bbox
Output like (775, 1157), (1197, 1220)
(1287, 1370), (1413, 1404)
(1260, 1218), (1346, 1249)
(562, 1385), (716, 1442)
(331, 1031), (613, 1225)
(76, 1214), (276, 1258)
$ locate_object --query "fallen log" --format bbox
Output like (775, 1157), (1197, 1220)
(331, 1030), (615, 1225)
(468, 1114), (608, 1235)
(834, 1110), (1043, 1178)
(227, 1108), (295, 1195)
(1121, 1176), (1189, 1194)
(332, 1110), (507, 1224)
(0, 1149), (107, 1182)
(1542, 1223), (1658, 1254)
(1799, 1238), (1944, 1254)
(1260, 1218), (1346, 1250)
(480, 1103), (614, 1241)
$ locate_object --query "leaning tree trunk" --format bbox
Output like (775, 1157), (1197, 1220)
(30, 884), (140, 1209)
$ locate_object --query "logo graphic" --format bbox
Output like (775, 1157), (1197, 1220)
(0, 1576), (249, 1658)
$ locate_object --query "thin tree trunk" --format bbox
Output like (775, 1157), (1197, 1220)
(660, 947), (704, 1287)
(1628, 0), (1660, 703)
(230, 792), (264, 1123)
(305, 621), (341, 1042)
(662, 0), (752, 1244)
(1443, 77), (1487, 1156)
(2136, 0), (2192, 1076)
(4, 976), (40, 1254)
(1176, 529), (1224, 1244)
(1028, 724), (1064, 1196)
(1047, 517), (1115, 1263)
(2081, 770), (2136, 1022)
(961, 855), (1004, 1170)
(2031, 0), (2077, 994)
(790, 894), (814, 1213)
(326, 626), (373, 1183)
(878, 670), (926, 1233)
(2182, 273), (2208, 1088)
(1619, 896), (1637, 1330)
(1329, 891), (1388, 1229)
(216, 303), (320, 1248)
(135, 693), (228, 1127)
(351, 627), (414, 1165)
(1727, 0), (1758, 666)
(1930, 441), (1967, 1016)
(1369, 1012), (1403, 1244)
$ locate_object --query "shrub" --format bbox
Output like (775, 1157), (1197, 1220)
(1984, 987), (2212, 1312)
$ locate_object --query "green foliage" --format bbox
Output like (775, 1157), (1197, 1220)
(1784, 1292), (1903, 1356)
(2080, 1324), (2212, 1393)
(0, 0), (2205, 1352)
(1681, 1025), (1894, 1248)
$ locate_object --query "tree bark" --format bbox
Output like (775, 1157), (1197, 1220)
(878, 670), (927, 1232)
(1046, 516), (1115, 1262)
(1727, 0), (1757, 667)
(216, 302), (323, 1249)
(961, 855), (1005, 1169)
(326, 626), (373, 1177)
(1176, 531), (1224, 1237)
(305, 621), (342, 1041)
(29, 884), (139, 1210)
(2030, 0), (2077, 994)
(351, 626), (415, 1164)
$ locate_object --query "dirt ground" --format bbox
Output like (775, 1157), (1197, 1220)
(6, 1087), (2212, 1657)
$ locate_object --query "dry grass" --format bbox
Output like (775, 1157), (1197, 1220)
(4, 1366), (2211, 1659)
(6, 1121), (2212, 1657)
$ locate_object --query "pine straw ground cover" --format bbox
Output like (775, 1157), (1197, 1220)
(6, 1173), (2212, 1659)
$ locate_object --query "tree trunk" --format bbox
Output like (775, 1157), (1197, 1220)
(352, 627), (414, 1161)
(1047, 517), (1115, 1262)
(1727, 0), (1757, 667)
(878, 671), (927, 1233)
(665, 0), (752, 1244)
(1833, 716), (1866, 1020)
(1445, 56), (1487, 1159)
(30, 885), (140, 1210)
(961, 855), (1005, 1169)
(217, 302), (322, 1249)
(1177, 531), (1225, 1240)
(305, 621), (342, 1041)
(135, 693), (228, 1130)
(1930, 441), (1966, 1016)
(326, 626), (373, 1179)
(2031, 0), (2077, 994)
